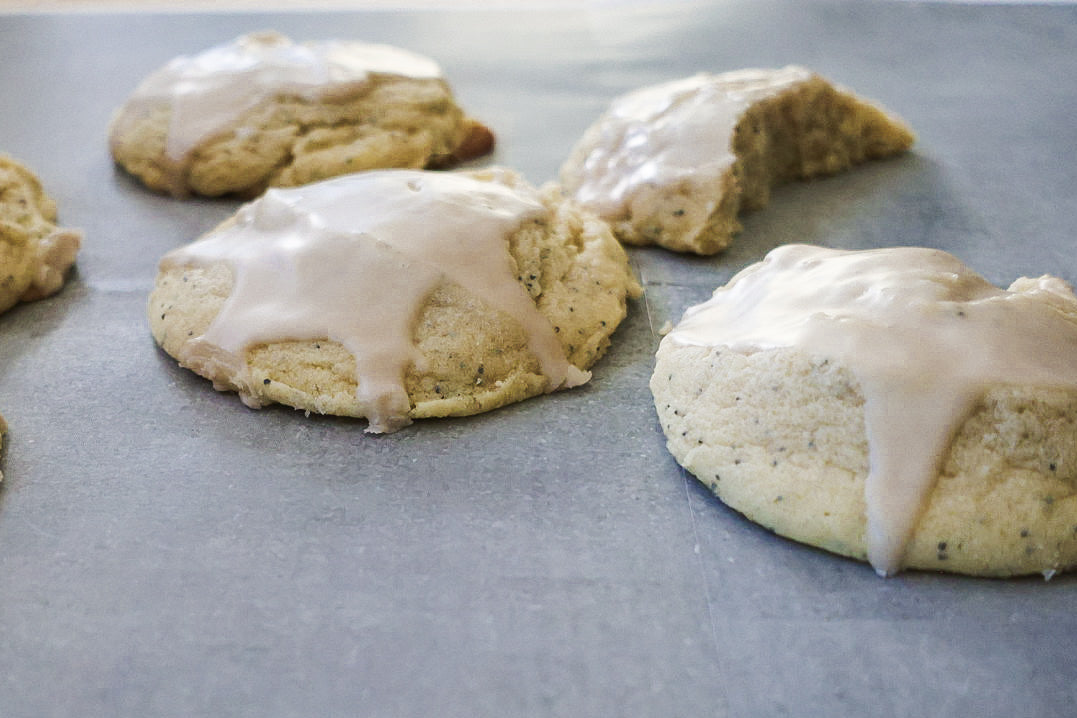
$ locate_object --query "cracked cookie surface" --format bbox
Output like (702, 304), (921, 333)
(109, 32), (495, 198)
(0, 155), (82, 314)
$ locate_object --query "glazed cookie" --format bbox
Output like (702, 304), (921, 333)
(652, 244), (1077, 577)
(110, 31), (495, 198)
(149, 167), (640, 433)
(560, 67), (915, 254)
(0, 155), (82, 314)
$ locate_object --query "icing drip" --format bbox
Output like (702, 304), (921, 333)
(162, 169), (588, 433)
(666, 244), (1077, 575)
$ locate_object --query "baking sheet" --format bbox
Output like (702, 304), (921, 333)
(1, 2), (1076, 716)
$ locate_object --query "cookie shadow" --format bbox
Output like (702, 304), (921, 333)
(737, 151), (987, 256)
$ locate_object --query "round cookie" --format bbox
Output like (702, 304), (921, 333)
(0, 155), (82, 314)
(110, 31), (495, 198)
(149, 167), (641, 433)
(652, 244), (1077, 577)
(560, 67), (915, 255)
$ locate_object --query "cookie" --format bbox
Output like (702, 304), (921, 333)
(560, 67), (915, 254)
(149, 167), (640, 433)
(652, 244), (1077, 577)
(0, 155), (82, 314)
(110, 31), (495, 198)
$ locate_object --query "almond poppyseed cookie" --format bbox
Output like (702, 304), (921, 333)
(110, 31), (495, 198)
(149, 167), (640, 433)
(652, 244), (1077, 578)
(0, 155), (82, 314)
(560, 67), (914, 255)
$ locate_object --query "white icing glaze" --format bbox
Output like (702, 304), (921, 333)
(665, 244), (1077, 575)
(161, 169), (588, 433)
(119, 31), (443, 177)
(567, 67), (813, 217)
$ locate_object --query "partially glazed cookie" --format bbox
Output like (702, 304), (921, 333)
(110, 32), (495, 198)
(561, 67), (915, 254)
(149, 168), (640, 433)
(0, 155), (82, 314)
(652, 245), (1077, 577)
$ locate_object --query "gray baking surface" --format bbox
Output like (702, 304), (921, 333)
(1, 1), (1075, 716)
